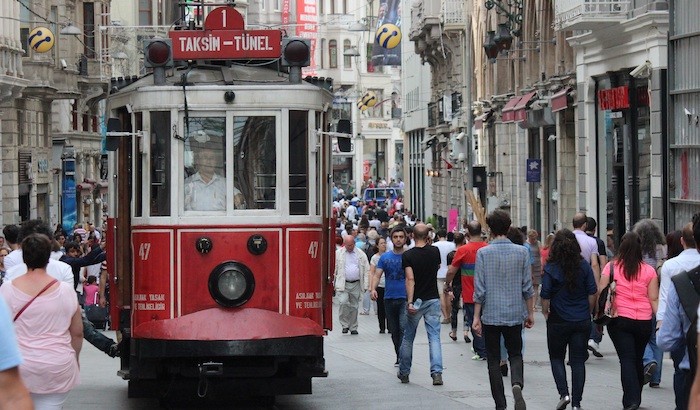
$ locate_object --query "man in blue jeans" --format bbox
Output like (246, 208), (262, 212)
(473, 210), (535, 410)
(370, 226), (408, 366)
(399, 223), (443, 385)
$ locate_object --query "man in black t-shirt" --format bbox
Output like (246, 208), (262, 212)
(397, 223), (444, 386)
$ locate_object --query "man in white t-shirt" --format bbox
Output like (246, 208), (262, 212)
(433, 229), (456, 323)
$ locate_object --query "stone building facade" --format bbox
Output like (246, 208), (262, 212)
(0, 0), (109, 229)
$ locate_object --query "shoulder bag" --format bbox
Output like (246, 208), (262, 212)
(13, 278), (58, 322)
(593, 263), (616, 325)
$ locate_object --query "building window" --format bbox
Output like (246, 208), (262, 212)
(330, 0), (335, 14)
(83, 2), (95, 58)
(319, 39), (325, 69)
(260, 0), (265, 11)
(329, 40), (337, 68)
(139, 0), (152, 25)
(273, 0), (281, 11)
(343, 39), (352, 69)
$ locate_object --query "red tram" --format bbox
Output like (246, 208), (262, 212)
(104, 5), (343, 401)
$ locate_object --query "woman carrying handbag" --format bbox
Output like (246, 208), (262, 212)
(599, 231), (659, 410)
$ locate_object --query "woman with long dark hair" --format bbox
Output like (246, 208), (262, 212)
(600, 231), (659, 410)
(541, 229), (597, 410)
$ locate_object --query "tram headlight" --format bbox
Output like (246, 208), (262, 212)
(208, 262), (255, 307)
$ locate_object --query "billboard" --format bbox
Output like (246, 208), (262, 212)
(370, 0), (401, 67)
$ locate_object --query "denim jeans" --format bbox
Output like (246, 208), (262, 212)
(671, 347), (690, 410)
(642, 316), (663, 384)
(464, 303), (487, 358)
(547, 319), (590, 407)
(484, 324), (524, 410)
(589, 318), (604, 344)
(377, 287), (387, 332)
(384, 298), (407, 360)
(399, 298), (442, 376)
(607, 317), (653, 408)
(83, 313), (114, 354)
(362, 289), (376, 314)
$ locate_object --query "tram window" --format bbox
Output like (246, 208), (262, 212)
(134, 112), (143, 217)
(183, 117), (228, 212)
(234, 116), (276, 210)
(289, 111), (308, 215)
(150, 112), (171, 216)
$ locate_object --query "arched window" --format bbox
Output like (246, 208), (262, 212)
(329, 40), (338, 68)
(343, 39), (352, 69)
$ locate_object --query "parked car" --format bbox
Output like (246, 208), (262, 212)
(363, 188), (402, 205)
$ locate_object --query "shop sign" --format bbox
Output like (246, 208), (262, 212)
(598, 86), (629, 110)
(526, 158), (541, 183)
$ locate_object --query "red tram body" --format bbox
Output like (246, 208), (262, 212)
(104, 6), (340, 401)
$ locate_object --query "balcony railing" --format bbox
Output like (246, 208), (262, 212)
(554, 0), (630, 31)
(442, 0), (466, 27)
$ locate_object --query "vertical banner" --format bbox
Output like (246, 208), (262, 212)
(448, 208), (459, 233)
(371, 0), (402, 66)
(62, 157), (77, 235)
(296, 0), (317, 76)
(526, 159), (541, 182)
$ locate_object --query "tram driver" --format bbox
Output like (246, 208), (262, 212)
(184, 141), (245, 211)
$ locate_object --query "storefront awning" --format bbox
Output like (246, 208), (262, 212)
(514, 91), (538, 123)
(501, 96), (521, 123)
(551, 87), (572, 112)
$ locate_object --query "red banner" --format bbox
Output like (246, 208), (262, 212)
(296, 0), (317, 75)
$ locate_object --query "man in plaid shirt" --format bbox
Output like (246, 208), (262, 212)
(473, 209), (535, 410)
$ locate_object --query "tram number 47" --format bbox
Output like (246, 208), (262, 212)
(308, 241), (319, 259)
(139, 243), (152, 261)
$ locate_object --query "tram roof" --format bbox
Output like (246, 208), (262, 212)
(112, 63), (325, 94)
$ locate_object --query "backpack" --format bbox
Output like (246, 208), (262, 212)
(671, 265), (700, 379)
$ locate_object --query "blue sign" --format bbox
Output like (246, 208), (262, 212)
(62, 158), (77, 235)
(526, 159), (541, 183)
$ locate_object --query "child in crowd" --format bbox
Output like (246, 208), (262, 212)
(83, 276), (99, 306)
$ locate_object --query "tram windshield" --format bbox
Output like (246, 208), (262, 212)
(183, 115), (276, 213)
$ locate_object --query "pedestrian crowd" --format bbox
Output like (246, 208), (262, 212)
(0, 220), (122, 410)
(334, 206), (700, 410)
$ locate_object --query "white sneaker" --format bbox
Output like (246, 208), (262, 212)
(587, 339), (603, 358)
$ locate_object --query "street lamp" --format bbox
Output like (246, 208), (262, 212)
(343, 47), (360, 57)
(60, 22), (82, 36)
(482, 0), (524, 63)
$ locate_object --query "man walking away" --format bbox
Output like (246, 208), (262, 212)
(398, 223), (444, 385)
(446, 221), (488, 358)
(586, 216), (608, 358)
(657, 217), (700, 410)
(473, 210), (535, 410)
(433, 229), (456, 323)
(334, 235), (370, 335)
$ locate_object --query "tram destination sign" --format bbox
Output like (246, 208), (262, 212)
(169, 30), (282, 60)
(169, 6), (281, 60)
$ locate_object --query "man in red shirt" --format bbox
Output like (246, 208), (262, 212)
(446, 220), (488, 360)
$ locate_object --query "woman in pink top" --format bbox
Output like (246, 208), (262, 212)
(0, 233), (82, 409)
(598, 231), (659, 410)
